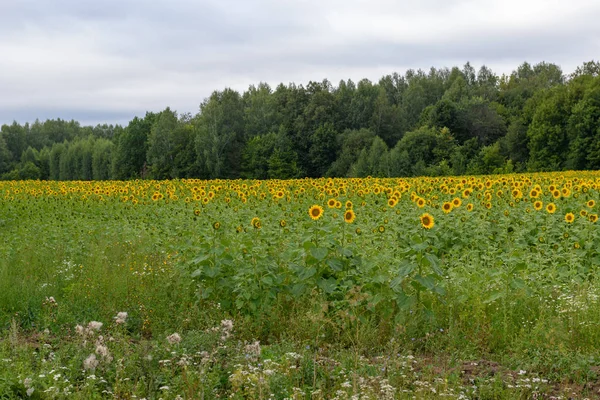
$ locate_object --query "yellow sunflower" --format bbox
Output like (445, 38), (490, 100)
(420, 213), (435, 229)
(442, 202), (453, 213)
(564, 213), (575, 223)
(344, 209), (356, 223)
(308, 205), (324, 220)
(546, 203), (557, 214)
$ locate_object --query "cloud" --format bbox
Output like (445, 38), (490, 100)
(1, 0), (599, 125)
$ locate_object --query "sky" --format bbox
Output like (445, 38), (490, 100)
(1, 0), (599, 126)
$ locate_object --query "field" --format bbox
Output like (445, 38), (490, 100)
(1, 173), (600, 399)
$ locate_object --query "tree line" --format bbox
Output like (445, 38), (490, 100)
(1, 60), (599, 181)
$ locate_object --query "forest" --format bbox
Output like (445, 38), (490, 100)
(1, 60), (599, 181)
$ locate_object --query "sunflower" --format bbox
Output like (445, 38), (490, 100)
(580, 209), (588, 217)
(420, 213), (434, 229)
(587, 199), (595, 208)
(194, 209), (201, 216)
(564, 213), (575, 223)
(279, 219), (287, 228)
(533, 200), (543, 211)
(335, 200), (342, 209)
(308, 205), (324, 220)
(251, 217), (261, 229)
(387, 198), (397, 207)
(327, 198), (336, 208)
(378, 225), (385, 233)
(452, 197), (462, 208)
(355, 228), (362, 235)
(552, 190), (561, 199)
(151, 192), (160, 201)
(345, 200), (353, 209)
(343, 209), (356, 223)
(546, 203), (557, 214)
(442, 202), (453, 213)
(212, 221), (221, 230)
(466, 203), (473, 212)
(590, 214), (598, 223)
(416, 198), (426, 208)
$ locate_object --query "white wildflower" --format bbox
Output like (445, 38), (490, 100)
(75, 325), (85, 335)
(114, 312), (128, 325)
(166, 333), (181, 345)
(87, 321), (103, 332)
(95, 344), (113, 362)
(83, 354), (99, 370)
(26, 388), (34, 397)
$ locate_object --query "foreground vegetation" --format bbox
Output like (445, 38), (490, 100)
(1, 172), (600, 398)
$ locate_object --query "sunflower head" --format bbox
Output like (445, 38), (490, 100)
(420, 213), (435, 229)
(442, 202), (453, 213)
(546, 203), (557, 214)
(533, 200), (543, 211)
(344, 209), (356, 224)
(565, 213), (575, 223)
(308, 205), (324, 220)
(212, 221), (221, 230)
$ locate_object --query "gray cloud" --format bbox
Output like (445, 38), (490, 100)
(1, 0), (599, 125)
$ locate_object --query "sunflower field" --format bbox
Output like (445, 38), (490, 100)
(1, 172), (600, 398)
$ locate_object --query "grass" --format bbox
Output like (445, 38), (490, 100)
(1, 175), (600, 398)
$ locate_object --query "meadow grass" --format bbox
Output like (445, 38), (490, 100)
(1, 175), (600, 398)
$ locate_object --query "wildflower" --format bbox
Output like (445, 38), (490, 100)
(114, 312), (127, 325)
(87, 321), (104, 333)
(221, 319), (234, 341)
(166, 333), (181, 345)
(75, 325), (85, 335)
(95, 345), (112, 362)
(83, 354), (99, 370)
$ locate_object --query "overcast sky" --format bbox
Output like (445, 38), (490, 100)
(1, 0), (599, 126)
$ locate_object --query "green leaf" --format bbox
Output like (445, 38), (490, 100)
(483, 290), (504, 303)
(261, 276), (274, 286)
(298, 267), (317, 281)
(310, 247), (328, 261)
(326, 257), (344, 271)
(191, 268), (203, 278)
(317, 277), (338, 294)
(397, 263), (416, 277)
(425, 253), (444, 276)
(414, 274), (436, 290)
